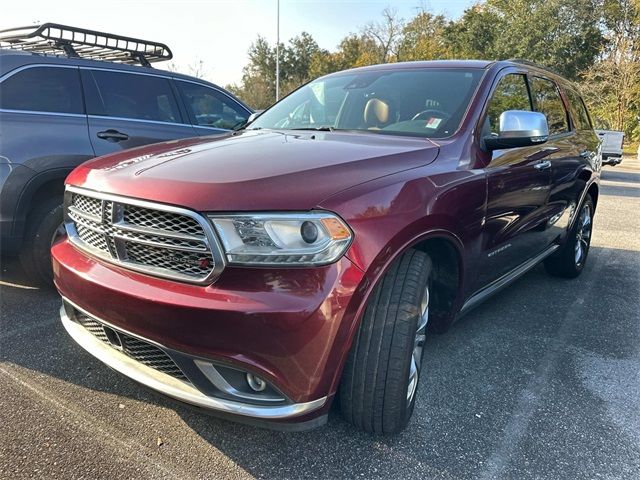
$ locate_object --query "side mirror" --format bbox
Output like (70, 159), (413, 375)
(484, 110), (549, 151)
(233, 110), (263, 131)
(247, 110), (263, 124)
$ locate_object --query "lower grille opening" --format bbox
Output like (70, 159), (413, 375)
(72, 309), (189, 383)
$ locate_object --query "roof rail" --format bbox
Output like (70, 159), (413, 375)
(0, 23), (172, 67)
(506, 58), (562, 76)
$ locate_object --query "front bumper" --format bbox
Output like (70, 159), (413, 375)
(52, 238), (366, 424)
(60, 300), (327, 420)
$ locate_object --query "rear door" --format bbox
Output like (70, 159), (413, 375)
(81, 68), (197, 156)
(0, 65), (93, 170)
(475, 72), (553, 288)
(545, 85), (599, 241)
(528, 76), (585, 246)
(174, 80), (251, 135)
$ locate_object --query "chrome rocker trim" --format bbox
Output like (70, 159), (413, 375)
(59, 304), (327, 420)
(461, 244), (560, 314)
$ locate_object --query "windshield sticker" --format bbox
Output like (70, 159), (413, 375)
(425, 117), (442, 129)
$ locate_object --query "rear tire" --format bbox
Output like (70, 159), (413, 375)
(339, 249), (432, 434)
(19, 199), (65, 287)
(544, 194), (594, 278)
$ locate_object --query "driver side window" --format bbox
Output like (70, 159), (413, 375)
(485, 74), (533, 136)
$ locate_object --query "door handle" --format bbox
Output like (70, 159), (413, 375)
(534, 160), (551, 171)
(97, 129), (129, 142)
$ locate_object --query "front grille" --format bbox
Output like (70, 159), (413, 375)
(74, 309), (189, 382)
(124, 205), (203, 235)
(65, 188), (220, 283)
(73, 194), (102, 219)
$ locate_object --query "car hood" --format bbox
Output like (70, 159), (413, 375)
(67, 130), (439, 211)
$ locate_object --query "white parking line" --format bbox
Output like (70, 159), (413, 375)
(0, 279), (39, 290)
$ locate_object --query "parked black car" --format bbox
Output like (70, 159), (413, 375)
(0, 24), (252, 284)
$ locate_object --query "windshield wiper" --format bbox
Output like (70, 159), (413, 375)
(289, 126), (335, 132)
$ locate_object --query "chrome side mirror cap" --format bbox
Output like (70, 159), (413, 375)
(484, 110), (549, 151)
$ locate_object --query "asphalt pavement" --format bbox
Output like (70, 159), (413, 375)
(1, 157), (639, 480)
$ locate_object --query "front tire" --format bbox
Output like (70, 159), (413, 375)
(19, 199), (65, 287)
(339, 249), (432, 434)
(544, 194), (594, 278)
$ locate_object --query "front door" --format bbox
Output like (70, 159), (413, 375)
(475, 73), (553, 289)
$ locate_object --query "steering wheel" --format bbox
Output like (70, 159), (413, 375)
(411, 109), (451, 122)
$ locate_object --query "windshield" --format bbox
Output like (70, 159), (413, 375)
(250, 68), (484, 138)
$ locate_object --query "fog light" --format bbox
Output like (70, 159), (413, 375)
(246, 373), (267, 392)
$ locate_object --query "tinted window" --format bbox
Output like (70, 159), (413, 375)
(485, 74), (532, 135)
(250, 68), (484, 138)
(177, 81), (248, 130)
(565, 88), (592, 130)
(0, 67), (83, 114)
(530, 77), (569, 135)
(82, 70), (181, 123)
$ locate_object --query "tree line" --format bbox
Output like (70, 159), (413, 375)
(226, 0), (639, 143)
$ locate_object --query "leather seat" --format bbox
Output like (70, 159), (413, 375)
(363, 98), (392, 129)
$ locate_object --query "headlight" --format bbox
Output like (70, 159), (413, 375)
(208, 212), (352, 266)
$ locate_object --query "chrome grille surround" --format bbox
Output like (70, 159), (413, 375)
(64, 186), (225, 284)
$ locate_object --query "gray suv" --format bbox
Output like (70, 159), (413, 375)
(0, 24), (252, 284)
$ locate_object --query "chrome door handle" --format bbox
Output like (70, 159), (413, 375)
(534, 160), (551, 171)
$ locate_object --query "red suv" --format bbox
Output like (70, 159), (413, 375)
(53, 60), (601, 433)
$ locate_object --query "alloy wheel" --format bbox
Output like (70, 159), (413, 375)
(407, 285), (429, 405)
(574, 204), (592, 267)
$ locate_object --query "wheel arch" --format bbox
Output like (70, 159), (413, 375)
(329, 227), (467, 397)
(13, 169), (71, 239)
(576, 168), (599, 209)
(412, 235), (464, 332)
(586, 182), (599, 210)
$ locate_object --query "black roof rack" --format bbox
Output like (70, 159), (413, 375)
(0, 23), (172, 67)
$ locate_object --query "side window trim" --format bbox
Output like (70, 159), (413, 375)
(557, 83), (575, 132)
(579, 96), (593, 129)
(558, 85), (574, 132)
(85, 114), (193, 128)
(0, 64), (86, 117)
(168, 78), (192, 126)
(0, 63), (79, 82)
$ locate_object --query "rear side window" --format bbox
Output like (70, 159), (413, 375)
(485, 74), (532, 135)
(565, 88), (592, 130)
(529, 77), (569, 135)
(0, 66), (83, 114)
(176, 81), (248, 130)
(82, 70), (181, 123)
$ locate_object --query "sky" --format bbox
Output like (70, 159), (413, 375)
(2, 0), (476, 86)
